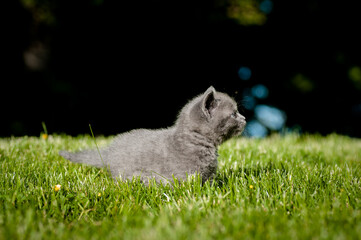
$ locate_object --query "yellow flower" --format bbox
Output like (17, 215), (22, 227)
(249, 185), (254, 189)
(54, 184), (61, 192)
(42, 134), (48, 140)
(97, 193), (101, 197)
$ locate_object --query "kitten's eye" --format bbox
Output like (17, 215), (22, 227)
(231, 111), (238, 118)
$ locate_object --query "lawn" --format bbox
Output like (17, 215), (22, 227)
(0, 134), (360, 239)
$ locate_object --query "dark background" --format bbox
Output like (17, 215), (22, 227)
(2, 0), (361, 137)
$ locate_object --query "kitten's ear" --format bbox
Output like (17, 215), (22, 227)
(201, 86), (218, 119)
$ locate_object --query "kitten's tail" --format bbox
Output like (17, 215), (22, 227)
(59, 150), (105, 168)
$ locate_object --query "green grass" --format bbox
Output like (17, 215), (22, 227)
(1, 134), (361, 239)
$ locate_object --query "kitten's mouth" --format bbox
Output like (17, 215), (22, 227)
(236, 120), (246, 135)
(225, 122), (246, 140)
(240, 120), (246, 129)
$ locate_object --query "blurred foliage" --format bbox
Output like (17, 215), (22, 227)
(20, 0), (57, 26)
(8, 0), (360, 137)
(349, 66), (361, 90)
(224, 0), (267, 25)
(20, 0), (104, 27)
(20, 0), (269, 27)
(291, 74), (314, 93)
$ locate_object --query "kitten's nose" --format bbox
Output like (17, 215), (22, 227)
(237, 113), (246, 121)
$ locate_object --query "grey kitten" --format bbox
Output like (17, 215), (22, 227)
(59, 86), (246, 184)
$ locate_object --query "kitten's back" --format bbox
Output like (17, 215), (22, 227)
(102, 128), (176, 181)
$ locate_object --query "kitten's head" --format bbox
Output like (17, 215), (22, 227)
(179, 86), (246, 145)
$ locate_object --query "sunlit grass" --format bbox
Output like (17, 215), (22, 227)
(0, 134), (360, 239)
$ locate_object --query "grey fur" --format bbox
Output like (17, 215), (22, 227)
(59, 86), (246, 184)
